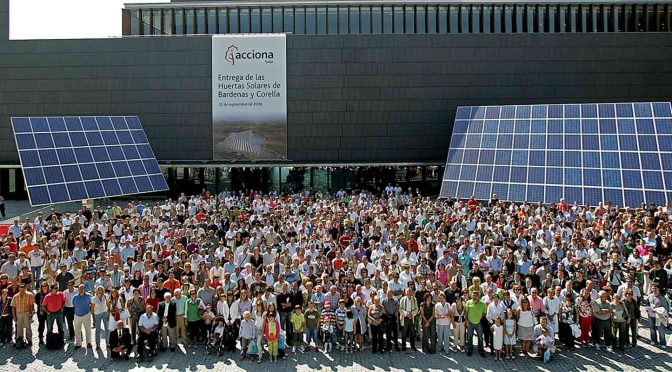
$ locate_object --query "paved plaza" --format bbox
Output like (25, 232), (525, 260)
(1, 320), (670, 372)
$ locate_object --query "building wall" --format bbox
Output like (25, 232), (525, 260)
(1, 32), (672, 165)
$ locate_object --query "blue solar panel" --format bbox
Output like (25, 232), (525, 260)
(12, 116), (168, 206)
(442, 102), (672, 206)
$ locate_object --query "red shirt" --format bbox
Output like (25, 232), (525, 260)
(43, 292), (65, 313)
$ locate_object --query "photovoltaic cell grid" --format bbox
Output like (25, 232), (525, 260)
(440, 102), (672, 207)
(11, 116), (169, 207)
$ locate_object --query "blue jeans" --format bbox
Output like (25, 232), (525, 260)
(467, 322), (484, 354)
(46, 311), (64, 335)
(93, 313), (109, 345)
(31, 266), (41, 282)
(306, 328), (318, 345)
(650, 318), (667, 346)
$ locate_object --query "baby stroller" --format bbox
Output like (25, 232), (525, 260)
(205, 317), (226, 357)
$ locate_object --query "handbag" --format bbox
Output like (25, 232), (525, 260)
(570, 323), (581, 339)
(119, 309), (131, 320)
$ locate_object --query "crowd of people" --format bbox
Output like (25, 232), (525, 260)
(0, 189), (671, 365)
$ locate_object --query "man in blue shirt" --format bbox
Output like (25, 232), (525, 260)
(72, 284), (93, 350)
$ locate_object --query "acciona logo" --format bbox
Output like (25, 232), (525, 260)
(224, 44), (274, 66)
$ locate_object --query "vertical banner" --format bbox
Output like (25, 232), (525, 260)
(212, 34), (287, 160)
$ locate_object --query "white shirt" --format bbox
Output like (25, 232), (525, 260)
(138, 312), (160, 329)
(92, 294), (109, 315)
(162, 301), (171, 317)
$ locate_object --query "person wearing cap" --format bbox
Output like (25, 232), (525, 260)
(11, 283), (35, 346)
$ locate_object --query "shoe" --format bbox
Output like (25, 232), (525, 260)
(467, 351), (473, 356)
(650, 341), (657, 346)
(73, 345), (81, 350)
(480, 352), (486, 358)
(607, 346), (613, 352)
(661, 345), (667, 349)
(595, 345), (601, 351)
(170, 347), (176, 352)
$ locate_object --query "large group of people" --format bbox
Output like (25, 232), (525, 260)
(0, 188), (671, 365)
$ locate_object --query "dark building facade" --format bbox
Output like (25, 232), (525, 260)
(1, 1), (672, 198)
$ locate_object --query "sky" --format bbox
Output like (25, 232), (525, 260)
(10, 0), (169, 40)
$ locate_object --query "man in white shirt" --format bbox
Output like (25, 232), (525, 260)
(137, 305), (160, 357)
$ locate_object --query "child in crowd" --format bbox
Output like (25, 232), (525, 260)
(290, 305), (306, 353)
(202, 305), (216, 340)
(344, 310), (357, 354)
(335, 299), (348, 351)
(321, 302), (337, 352)
(239, 311), (256, 360)
(304, 302), (320, 352)
(212, 319), (226, 346)
(492, 317), (504, 360)
(503, 309), (517, 359)
(264, 310), (281, 362)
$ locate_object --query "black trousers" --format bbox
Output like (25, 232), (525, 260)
(558, 322), (575, 348)
(188, 320), (202, 341)
(0, 316), (12, 342)
(371, 324), (385, 353)
(401, 318), (416, 349)
(385, 319), (399, 349)
(37, 313), (47, 340)
(480, 318), (492, 348)
(64, 307), (75, 339)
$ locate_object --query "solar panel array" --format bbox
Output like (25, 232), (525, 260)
(11, 116), (169, 207)
(441, 102), (672, 207)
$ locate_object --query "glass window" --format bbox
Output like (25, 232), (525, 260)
(604, 5), (612, 32)
(493, 5), (502, 33)
(185, 9), (194, 34)
(163, 9), (173, 35)
(272, 7), (282, 32)
(483, 5), (491, 33)
(295, 7), (305, 34)
(251, 8), (260, 33)
(613, 4), (620, 32)
(548, 5), (556, 32)
(283, 7), (293, 33)
(394, 6), (404, 33)
(438, 6), (448, 33)
(647, 4), (656, 31)
(196, 8), (206, 34)
(339, 7), (349, 34)
(218, 8), (228, 33)
(350, 6), (360, 34)
(504, 5), (513, 33)
(405, 6), (415, 33)
(538, 5), (546, 32)
(449, 5), (459, 33)
(416, 5), (426, 34)
(305, 7), (316, 34)
(229, 8), (239, 33)
(569, 5), (578, 32)
(427, 5), (436, 33)
(131, 10), (140, 35)
(558, 5), (566, 32)
(471, 5), (481, 33)
(142, 9), (151, 35)
(460, 5), (470, 33)
(590, 5), (598, 32)
(239, 8), (250, 33)
(327, 7), (337, 34)
(636, 5), (644, 32)
(579, 5), (588, 32)
(261, 8), (272, 33)
(317, 7), (327, 34)
(207, 8), (217, 34)
(382, 6), (392, 33)
(526, 5), (535, 32)
(152, 9), (162, 35)
(361, 6), (371, 33)
(514, 5), (523, 32)
(175, 9), (184, 34)
(657, 4), (667, 31)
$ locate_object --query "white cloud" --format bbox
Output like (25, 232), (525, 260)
(10, 0), (169, 40)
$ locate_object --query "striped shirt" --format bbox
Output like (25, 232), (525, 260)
(11, 291), (35, 313)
